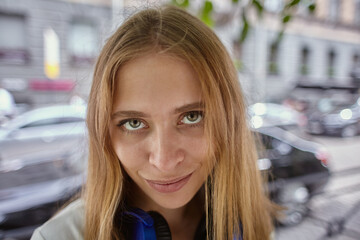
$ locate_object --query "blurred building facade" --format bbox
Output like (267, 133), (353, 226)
(0, 0), (112, 107)
(236, 0), (360, 102)
(0, 0), (169, 107)
(1, 0), (360, 106)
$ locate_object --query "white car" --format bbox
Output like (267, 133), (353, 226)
(0, 105), (87, 171)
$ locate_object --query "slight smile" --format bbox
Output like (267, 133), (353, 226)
(146, 173), (193, 193)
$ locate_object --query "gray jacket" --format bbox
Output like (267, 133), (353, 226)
(30, 199), (84, 240)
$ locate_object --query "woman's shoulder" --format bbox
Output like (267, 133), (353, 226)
(30, 198), (85, 240)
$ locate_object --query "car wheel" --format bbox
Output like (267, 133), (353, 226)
(341, 125), (357, 138)
(276, 183), (310, 226)
(278, 202), (308, 226)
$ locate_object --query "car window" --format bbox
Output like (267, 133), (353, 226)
(260, 133), (274, 150)
(20, 117), (84, 128)
(256, 131), (292, 154)
(271, 138), (292, 155)
(57, 117), (84, 124)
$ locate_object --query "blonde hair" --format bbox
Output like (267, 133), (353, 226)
(85, 5), (274, 240)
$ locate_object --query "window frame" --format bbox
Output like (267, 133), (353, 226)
(0, 11), (29, 64)
(67, 17), (98, 66)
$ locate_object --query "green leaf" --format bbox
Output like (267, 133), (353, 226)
(240, 13), (249, 43)
(232, 0), (240, 3)
(287, 0), (301, 8)
(252, 0), (264, 17)
(202, 0), (213, 15)
(282, 15), (292, 23)
(171, 0), (189, 8)
(308, 3), (316, 13)
(200, 0), (214, 27)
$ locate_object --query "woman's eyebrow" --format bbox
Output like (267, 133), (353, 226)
(173, 102), (204, 114)
(111, 110), (149, 119)
(111, 102), (204, 119)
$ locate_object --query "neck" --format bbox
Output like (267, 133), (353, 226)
(127, 184), (205, 239)
(156, 194), (203, 240)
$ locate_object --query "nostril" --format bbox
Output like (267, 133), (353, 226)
(148, 149), (185, 172)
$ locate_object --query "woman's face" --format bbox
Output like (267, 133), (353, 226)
(109, 53), (209, 210)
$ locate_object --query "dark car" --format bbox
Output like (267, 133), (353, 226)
(256, 126), (330, 225)
(0, 153), (85, 240)
(282, 82), (359, 115)
(306, 97), (360, 137)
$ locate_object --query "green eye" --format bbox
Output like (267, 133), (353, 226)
(129, 119), (141, 128)
(121, 119), (146, 131)
(182, 111), (203, 124)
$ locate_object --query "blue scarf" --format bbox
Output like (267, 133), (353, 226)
(120, 208), (243, 240)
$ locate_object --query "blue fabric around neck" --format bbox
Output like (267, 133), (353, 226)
(123, 208), (157, 240)
(122, 207), (243, 240)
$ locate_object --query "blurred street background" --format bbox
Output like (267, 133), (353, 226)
(275, 133), (360, 239)
(0, 0), (360, 239)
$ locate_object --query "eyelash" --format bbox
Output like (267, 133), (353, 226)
(116, 111), (204, 134)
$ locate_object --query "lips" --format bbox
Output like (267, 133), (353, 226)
(146, 173), (193, 193)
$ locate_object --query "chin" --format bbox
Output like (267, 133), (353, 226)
(152, 193), (194, 210)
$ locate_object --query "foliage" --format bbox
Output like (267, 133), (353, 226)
(172, 0), (316, 43)
(171, 0), (189, 8)
(200, 0), (214, 27)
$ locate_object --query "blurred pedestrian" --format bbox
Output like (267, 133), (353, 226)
(31, 5), (276, 240)
(0, 83), (16, 122)
(70, 93), (86, 106)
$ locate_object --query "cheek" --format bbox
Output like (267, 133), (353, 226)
(188, 136), (213, 176)
(110, 130), (147, 169)
(116, 144), (146, 169)
(185, 136), (208, 163)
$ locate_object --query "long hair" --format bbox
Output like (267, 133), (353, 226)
(84, 5), (274, 240)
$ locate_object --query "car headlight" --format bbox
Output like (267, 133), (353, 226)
(340, 109), (352, 120)
(250, 116), (263, 129)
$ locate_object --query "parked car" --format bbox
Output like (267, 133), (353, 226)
(0, 107), (330, 238)
(282, 82), (359, 114)
(0, 105), (87, 240)
(306, 97), (360, 137)
(256, 126), (330, 225)
(248, 102), (307, 129)
(0, 105), (87, 166)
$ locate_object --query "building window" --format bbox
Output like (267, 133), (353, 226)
(300, 46), (310, 76)
(327, 49), (336, 77)
(355, 0), (360, 26)
(0, 13), (28, 64)
(68, 18), (97, 65)
(329, 0), (340, 22)
(353, 54), (360, 68)
(268, 42), (279, 75)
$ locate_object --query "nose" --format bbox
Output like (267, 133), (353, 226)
(148, 126), (185, 172)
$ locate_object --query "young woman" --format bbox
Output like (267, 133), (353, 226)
(31, 5), (274, 240)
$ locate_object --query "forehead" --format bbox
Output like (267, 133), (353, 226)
(113, 53), (202, 112)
